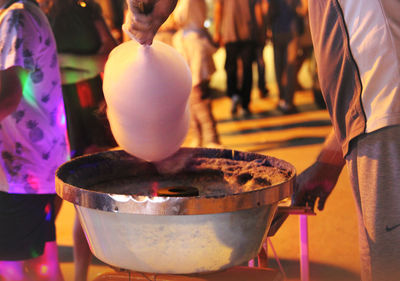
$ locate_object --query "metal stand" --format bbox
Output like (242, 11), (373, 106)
(251, 206), (315, 281)
(91, 266), (283, 281)
(299, 214), (309, 281)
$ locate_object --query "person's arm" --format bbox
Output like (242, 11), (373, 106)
(57, 48), (109, 84)
(315, 129), (345, 167)
(297, 0), (308, 17)
(254, 0), (263, 28)
(0, 66), (27, 121)
(58, 53), (106, 72)
(254, 0), (266, 44)
(158, 12), (177, 33)
(261, 0), (269, 15)
(293, 129), (346, 211)
(59, 15), (118, 84)
(124, 0), (178, 45)
(213, 0), (222, 46)
(94, 14), (119, 54)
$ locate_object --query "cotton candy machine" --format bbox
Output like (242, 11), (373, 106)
(55, 148), (295, 275)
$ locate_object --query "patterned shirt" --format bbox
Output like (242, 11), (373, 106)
(0, 0), (69, 194)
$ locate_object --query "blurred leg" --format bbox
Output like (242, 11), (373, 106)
(189, 87), (202, 147)
(26, 241), (64, 281)
(272, 34), (286, 103)
(239, 41), (255, 111)
(73, 215), (92, 281)
(191, 83), (220, 146)
(224, 43), (239, 99)
(225, 43), (242, 115)
(284, 36), (299, 107)
(0, 261), (26, 281)
(256, 45), (267, 97)
(0, 242), (64, 281)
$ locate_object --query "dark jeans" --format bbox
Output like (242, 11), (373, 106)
(272, 32), (299, 106)
(225, 41), (256, 110)
(255, 44), (266, 91)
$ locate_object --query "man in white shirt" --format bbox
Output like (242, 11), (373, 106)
(294, 0), (400, 280)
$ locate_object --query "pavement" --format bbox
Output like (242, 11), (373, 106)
(56, 45), (361, 281)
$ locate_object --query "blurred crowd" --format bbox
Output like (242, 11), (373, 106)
(93, 0), (323, 115)
(0, 0), (322, 280)
(86, 0), (323, 146)
(50, 0), (323, 150)
(2, 0), (400, 280)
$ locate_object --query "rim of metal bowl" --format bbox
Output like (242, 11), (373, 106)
(55, 148), (296, 215)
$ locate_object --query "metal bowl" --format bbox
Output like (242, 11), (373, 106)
(55, 148), (295, 274)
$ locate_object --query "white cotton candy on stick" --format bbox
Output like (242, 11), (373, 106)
(103, 40), (192, 162)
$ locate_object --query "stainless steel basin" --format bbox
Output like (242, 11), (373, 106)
(55, 148), (295, 274)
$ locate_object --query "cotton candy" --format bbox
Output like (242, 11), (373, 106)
(103, 40), (192, 161)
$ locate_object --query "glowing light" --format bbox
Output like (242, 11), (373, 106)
(204, 19), (211, 28)
(38, 264), (49, 276)
(30, 248), (40, 258)
(76, 82), (94, 108)
(78, 0), (87, 7)
(0, 262), (25, 280)
(26, 175), (40, 191)
(151, 182), (159, 197)
(21, 71), (38, 108)
(57, 103), (66, 127)
(45, 203), (52, 221)
(6, 266), (19, 277)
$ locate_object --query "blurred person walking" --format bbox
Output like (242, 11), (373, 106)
(255, 0), (270, 98)
(293, 0), (400, 280)
(269, 0), (306, 114)
(173, 0), (221, 147)
(213, 0), (262, 117)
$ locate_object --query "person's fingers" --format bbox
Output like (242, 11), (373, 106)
(294, 189), (316, 210)
(126, 10), (154, 31)
(123, 16), (155, 44)
(124, 1), (155, 43)
(128, 0), (156, 15)
(293, 175), (313, 206)
(304, 192), (316, 210)
(125, 0), (177, 45)
(134, 31), (154, 45)
(317, 192), (328, 211)
(130, 12), (152, 25)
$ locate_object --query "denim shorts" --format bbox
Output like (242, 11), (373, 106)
(0, 192), (56, 260)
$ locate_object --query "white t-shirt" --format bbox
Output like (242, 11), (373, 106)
(0, 0), (69, 194)
(309, 0), (400, 156)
